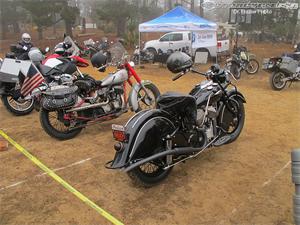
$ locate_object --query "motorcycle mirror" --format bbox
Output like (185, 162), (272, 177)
(45, 47), (50, 53)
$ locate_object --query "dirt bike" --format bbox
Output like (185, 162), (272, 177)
(226, 46), (259, 79)
(106, 64), (246, 187)
(263, 55), (300, 91)
(38, 57), (160, 140)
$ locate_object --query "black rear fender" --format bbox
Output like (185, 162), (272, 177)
(110, 109), (175, 169)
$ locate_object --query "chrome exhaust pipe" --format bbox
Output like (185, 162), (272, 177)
(123, 147), (203, 172)
(66, 99), (109, 112)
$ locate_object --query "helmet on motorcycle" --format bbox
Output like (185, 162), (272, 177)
(166, 52), (193, 73)
(22, 33), (31, 44)
(54, 43), (65, 55)
(28, 47), (44, 64)
(91, 52), (107, 72)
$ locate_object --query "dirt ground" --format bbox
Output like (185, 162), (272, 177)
(0, 43), (300, 225)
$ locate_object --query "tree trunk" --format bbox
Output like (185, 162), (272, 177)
(190, 0), (194, 13)
(13, 21), (20, 33)
(116, 19), (126, 37)
(291, 8), (299, 43)
(37, 27), (43, 40)
(52, 13), (57, 35)
(168, 0), (172, 10)
(65, 20), (73, 38)
(0, 12), (6, 40)
(142, 0), (147, 7)
(81, 17), (86, 34)
(199, 0), (204, 17)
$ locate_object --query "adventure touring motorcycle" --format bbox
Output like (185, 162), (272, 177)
(0, 36), (89, 116)
(263, 45), (300, 91)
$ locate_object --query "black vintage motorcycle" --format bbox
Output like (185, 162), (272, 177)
(226, 46), (259, 79)
(106, 52), (246, 187)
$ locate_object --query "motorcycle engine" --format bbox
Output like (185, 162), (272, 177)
(100, 86), (123, 113)
(196, 108), (205, 125)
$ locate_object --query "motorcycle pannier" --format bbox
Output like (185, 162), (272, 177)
(41, 85), (78, 111)
(279, 57), (298, 74)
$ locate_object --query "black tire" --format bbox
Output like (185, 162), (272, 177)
(227, 61), (241, 79)
(127, 149), (172, 187)
(40, 109), (82, 140)
(1, 95), (34, 116)
(146, 48), (156, 63)
(135, 83), (160, 113)
(219, 98), (245, 144)
(270, 71), (287, 91)
(245, 59), (259, 74)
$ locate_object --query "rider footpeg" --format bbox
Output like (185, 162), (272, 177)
(213, 135), (231, 146)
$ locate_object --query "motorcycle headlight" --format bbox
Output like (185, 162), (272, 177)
(129, 61), (135, 68)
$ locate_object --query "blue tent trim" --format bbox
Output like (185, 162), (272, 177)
(139, 6), (217, 32)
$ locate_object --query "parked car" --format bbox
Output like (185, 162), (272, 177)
(143, 31), (229, 60)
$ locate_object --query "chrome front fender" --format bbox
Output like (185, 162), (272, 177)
(128, 80), (154, 112)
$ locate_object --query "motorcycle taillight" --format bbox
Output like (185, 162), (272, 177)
(112, 124), (127, 142)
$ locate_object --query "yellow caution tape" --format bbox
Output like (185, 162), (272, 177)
(0, 130), (124, 225)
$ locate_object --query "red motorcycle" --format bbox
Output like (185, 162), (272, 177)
(43, 35), (89, 68)
(38, 53), (160, 140)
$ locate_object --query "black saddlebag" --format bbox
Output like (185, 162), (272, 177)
(156, 92), (197, 124)
(41, 85), (78, 111)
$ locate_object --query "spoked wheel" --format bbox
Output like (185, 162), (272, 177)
(40, 109), (82, 140)
(227, 62), (241, 79)
(128, 149), (172, 187)
(145, 48), (156, 63)
(135, 83), (160, 112)
(1, 95), (34, 116)
(270, 71), (287, 91)
(246, 59), (259, 74)
(218, 98), (245, 144)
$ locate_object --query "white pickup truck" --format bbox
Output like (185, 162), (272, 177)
(143, 31), (229, 59)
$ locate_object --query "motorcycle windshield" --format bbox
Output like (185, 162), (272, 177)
(109, 42), (128, 64)
(64, 36), (80, 57)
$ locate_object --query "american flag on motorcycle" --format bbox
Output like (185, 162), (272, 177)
(20, 64), (44, 97)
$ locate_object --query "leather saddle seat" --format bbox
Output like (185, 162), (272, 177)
(156, 92), (197, 123)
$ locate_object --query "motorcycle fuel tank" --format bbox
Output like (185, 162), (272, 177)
(101, 69), (128, 87)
